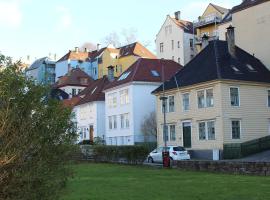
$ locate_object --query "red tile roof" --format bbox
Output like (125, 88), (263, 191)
(171, 17), (194, 34)
(118, 42), (156, 58)
(57, 50), (93, 63)
(76, 76), (111, 106)
(54, 68), (93, 88)
(104, 58), (183, 91)
(62, 96), (81, 108)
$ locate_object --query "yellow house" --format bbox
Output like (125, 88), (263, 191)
(194, 3), (229, 52)
(96, 42), (156, 79)
(153, 31), (270, 160)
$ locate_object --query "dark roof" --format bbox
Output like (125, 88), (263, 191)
(232, 0), (269, 13)
(153, 40), (270, 93)
(90, 48), (106, 59)
(27, 57), (55, 71)
(104, 58), (183, 91)
(62, 96), (81, 108)
(76, 76), (111, 106)
(54, 68), (93, 88)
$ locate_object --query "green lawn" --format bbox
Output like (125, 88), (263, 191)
(61, 163), (270, 200)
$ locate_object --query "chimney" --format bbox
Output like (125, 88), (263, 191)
(175, 11), (181, 21)
(54, 54), (57, 61)
(84, 48), (88, 52)
(202, 34), (209, 49)
(226, 25), (236, 57)
(97, 43), (101, 51)
(107, 65), (115, 82)
(75, 47), (79, 53)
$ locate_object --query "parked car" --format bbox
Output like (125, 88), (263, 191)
(147, 146), (190, 163)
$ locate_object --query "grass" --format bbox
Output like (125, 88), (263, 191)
(61, 163), (270, 200)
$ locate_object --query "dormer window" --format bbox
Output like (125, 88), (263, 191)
(80, 78), (88, 85)
(246, 64), (256, 72)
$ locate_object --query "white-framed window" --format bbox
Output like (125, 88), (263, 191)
(198, 120), (215, 140)
(120, 89), (129, 105)
(165, 25), (172, 35)
(197, 90), (205, 108)
(230, 87), (240, 107)
(162, 124), (176, 142)
(108, 92), (117, 108)
(120, 113), (130, 129)
(171, 40), (174, 50)
(231, 120), (241, 139)
(182, 93), (190, 111)
(178, 41), (180, 48)
(109, 115), (117, 130)
(206, 89), (214, 107)
(197, 89), (214, 108)
(169, 96), (175, 112)
(268, 90), (270, 107)
(160, 43), (164, 53)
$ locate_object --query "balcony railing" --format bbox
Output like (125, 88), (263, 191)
(194, 14), (222, 28)
(194, 32), (219, 45)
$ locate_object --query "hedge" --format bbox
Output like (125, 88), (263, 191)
(92, 145), (150, 164)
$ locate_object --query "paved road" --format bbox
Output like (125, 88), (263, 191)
(237, 150), (270, 162)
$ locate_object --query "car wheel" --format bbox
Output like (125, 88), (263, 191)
(148, 157), (154, 163)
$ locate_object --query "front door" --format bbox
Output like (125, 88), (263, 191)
(182, 122), (191, 148)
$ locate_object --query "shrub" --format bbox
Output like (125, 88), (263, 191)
(92, 145), (149, 164)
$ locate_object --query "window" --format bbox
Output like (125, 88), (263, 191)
(172, 56), (174, 61)
(169, 96), (175, 112)
(160, 43), (164, 53)
(108, 93), (117, 108)
(230, 87), (239, 106)
(120, 89), (129, 105)
(78, 89), (82, 94)
(182, 93), (190, 111)
(189, 39), (193, 48)
(178, 58), (180, 64)
(161, 97), (168, 113)
(198, 89), (214, 108)
(120, 113), (129, 129)
(80, 78), (88, 85)
(199, 121), (215, 140)
(246, 64), (256, 72)
(232, 120), (241, 139)
(231, 65), (241, 73)
(118, 71), (131, 81)
(206, 89), (214, 107)
(268, 90), (270, 107)
(109, 116), (113, 130)
(163, 125), (169, 142)
(171, 40), (174, 50)
(113, 115), (117, 129)
(165, 25), (172, 35)
(178, 41), (180, 48)
(72, 89), (76, 97)
(170, 125), (176, 141)
(197, 90), (205, 108)
(151, 70), (160, 77)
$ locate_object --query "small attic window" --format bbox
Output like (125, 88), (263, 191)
(118, 71), (131, 81)
(231, 65), (240, 73)
(246, 64), (256, 72)
(151, 70), (160, 77)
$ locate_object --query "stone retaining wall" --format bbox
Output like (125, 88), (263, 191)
(176, 160), (270, 176)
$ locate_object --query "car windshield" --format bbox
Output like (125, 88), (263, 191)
(173, 146), (185, 151)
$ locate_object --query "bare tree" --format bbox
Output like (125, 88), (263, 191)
(141, 111), (157, 142)
(121, 28), (138, 45)
(103, 32), (121, 48)
(80, 42), (96, 52)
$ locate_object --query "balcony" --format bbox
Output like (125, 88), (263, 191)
(194, 33), (219, 45)
(194, 14), (222, 28)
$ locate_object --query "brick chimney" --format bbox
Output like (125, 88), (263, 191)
(107, 65), (115, 82)
(175, 11), (181, 21)
(202, 34), (209, 49)
(226, 25), (236, 57)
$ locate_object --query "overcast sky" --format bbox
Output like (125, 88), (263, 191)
(0, 0), (241, 62)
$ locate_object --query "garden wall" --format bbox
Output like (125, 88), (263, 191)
(176, 160), (270, 176)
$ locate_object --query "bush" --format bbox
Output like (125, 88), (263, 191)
(92, 145), (149, 164)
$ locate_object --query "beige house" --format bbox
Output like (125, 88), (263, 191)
(232, 0), (270, 70)
(153, 27), (270, 159)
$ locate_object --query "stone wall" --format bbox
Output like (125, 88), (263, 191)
(176, 160), (270, 176)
